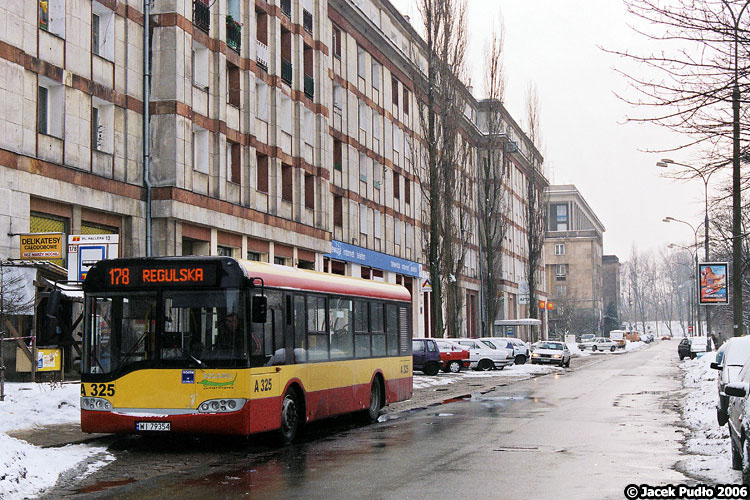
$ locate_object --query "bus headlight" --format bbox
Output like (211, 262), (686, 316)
(80, 397), (113, 411)
(197, 399), (246, 414)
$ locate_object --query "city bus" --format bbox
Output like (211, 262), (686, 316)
(80, 256), (413, 442)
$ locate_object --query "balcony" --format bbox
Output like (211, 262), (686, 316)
(281, 0), (292, 18)
(193, 0), (210, 33)
(226, 17), (241, 53)
(281, 58), (292, 85)
(303, 10), (313, 34)
(256, 40), (269, 70)
(304, 74), (314, 99)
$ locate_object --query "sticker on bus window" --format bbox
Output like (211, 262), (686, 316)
(182, 370), (195, 384)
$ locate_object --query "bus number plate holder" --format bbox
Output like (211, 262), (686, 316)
(136, 422), (171, 431)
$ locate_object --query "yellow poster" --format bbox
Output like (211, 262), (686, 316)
(20, 233), (63, 260)
(37, 348), (62, 372)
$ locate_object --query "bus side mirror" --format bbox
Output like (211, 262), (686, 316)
(252, 296), (267, 323)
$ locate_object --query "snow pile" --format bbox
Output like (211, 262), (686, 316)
(412, 363), (562, 389)
(0, 382), (113, 500)
(625, 340), (645, 352)
(678, 354), (740, 483)
(567, 342), (590, 358)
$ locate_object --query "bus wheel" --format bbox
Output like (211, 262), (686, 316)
(366, 380), (383, 422)
(279, 389), (301, 444)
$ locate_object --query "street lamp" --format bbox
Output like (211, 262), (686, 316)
(658, 159), (717, 336)
(663, 217), (702, 337)
(668, 243), (699, 336)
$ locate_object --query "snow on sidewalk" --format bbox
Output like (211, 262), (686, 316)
(0, 382), (113, 500)
(678, 353), (741, 483)
(413, 363), (563, 389)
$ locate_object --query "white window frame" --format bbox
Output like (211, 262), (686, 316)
(280, 93), (292, 134)
(92, 1), (115, 61)
(255, 79), (269, 121)
(303, 107), (314, 146)
(193, 126), (210, 174)
(360, 203), (368, 234)
(192, 40), (210, 89)
(38, 76), (64, 138)
(555, 264), (567, 277)
(91, 96), (114, 154)
(554, 243), (565, 256)
(42, 0), (66, 38)
(357, 45), (366, 80)
(333, 82), (343, 110)
(371, 61), (380, 90)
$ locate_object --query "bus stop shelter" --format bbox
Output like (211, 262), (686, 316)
(493, 319), (543, 343)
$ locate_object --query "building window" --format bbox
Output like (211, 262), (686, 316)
(227, 62), (240, 107)
(357, 45), (366, 80)
(281, 163), (293, 202)
(391, 77), (399, 107)
(333, 83), (343, 110)
(274, 256), (288, 266)
(555, 264), (567, 279)
(38, 80), (64, 138)
(372, 61), (381, 90)
(404, 179), (410, 205)
(280, 94), (292, 135)
(359, 153), (368, 183)
(550, 203), (568, 232)
(554, 243), (565, 256)
(193, 126), (209, 173)
(91, 97), (114, 153)
(227, 141), (241, 184)
(255, 80), (269, 121)
(257, 153), (268, 192)
(40, 0), (65, 37)
(305, 173), (314, 209)
(92, 2), (115, 61)
(333, 139), (342, 171)
(402, 87), (409, 115)
(332, 25), (342, 59)
(333, 195), (343, 227)
(247, 251), (261, 261)
(217, 245), (234, 257)
(192, 41), (209, 89)
(393, 171), (400, 200)
(556, 285), (567, 296)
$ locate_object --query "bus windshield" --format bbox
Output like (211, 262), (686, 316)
(84, 289), (250, 374)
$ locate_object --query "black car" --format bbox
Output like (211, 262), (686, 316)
(412, 338), (442, 376)
(678, 338), (692, 360)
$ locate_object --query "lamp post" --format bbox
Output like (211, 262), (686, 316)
(664, 217), (702, 336)
(667, 242), (700, 337)
(720, 0), (750, 337)
(657, 159), (717, 336)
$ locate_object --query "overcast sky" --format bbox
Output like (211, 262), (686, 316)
(389, 0), (727, 261)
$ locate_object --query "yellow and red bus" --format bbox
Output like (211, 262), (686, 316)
(80, 257), (413, 442)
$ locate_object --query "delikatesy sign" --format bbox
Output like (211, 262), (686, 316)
(325, 240), (420, 277)
(698, 262), (728, 305)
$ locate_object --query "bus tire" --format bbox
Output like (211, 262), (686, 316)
(279, 389), (302, 444)
(366, 379), (383, 422)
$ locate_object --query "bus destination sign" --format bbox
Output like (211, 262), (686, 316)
(105, 264), (218, 288)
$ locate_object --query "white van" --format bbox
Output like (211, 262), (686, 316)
(608, 330), (626, 348)
(481, 337), (529, 365)
(454, 339), (513, 371)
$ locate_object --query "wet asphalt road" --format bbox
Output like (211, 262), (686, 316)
(44, 341), (689, 500)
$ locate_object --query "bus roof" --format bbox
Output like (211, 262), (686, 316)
(239, 260), (411, 302)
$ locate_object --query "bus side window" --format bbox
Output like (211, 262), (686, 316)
(385, 304), (398, 355)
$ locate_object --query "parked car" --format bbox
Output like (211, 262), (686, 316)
(434, 339), (471, 373)
(412, 338), (442, 376)
(608, 330), (627, 348)
(578, 337), (616, 352)
(691, 336), (713, 355)
(678, 337), (693, 360)
(530, 341), (571, 367)
(480, 337), (530, 365)
(454, 339), (513, 371)
(720, 363), (750, 480)
(711, 337), (750, 426)
(661, 334), (672, 340)
(579, 334), (596, 344)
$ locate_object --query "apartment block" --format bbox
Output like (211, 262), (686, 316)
(0, 0), (545, 339)
(544, 185), (605, 335)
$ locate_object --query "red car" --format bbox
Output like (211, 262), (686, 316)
(434, 339), (471, 373)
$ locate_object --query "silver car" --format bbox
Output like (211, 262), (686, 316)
(711, 337), (750, 426)
(530, 341), (571, 367)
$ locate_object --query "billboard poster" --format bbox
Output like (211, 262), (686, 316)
(699, 262), (729, 305)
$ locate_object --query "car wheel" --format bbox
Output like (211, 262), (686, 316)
(279, 389), (301, 444)
(423, 362), (440, 376)
(515, 355), (527, 365)
(610, 346), (615, 352)
(691, 353), (696, 359)
(592, 345), (598, 351)
(478, 359), (493, 371)
(447, 360), (462, 373)
(365, 380), (383, 422)
(718, 408), (729, 427)
(564, 358), (571, 368)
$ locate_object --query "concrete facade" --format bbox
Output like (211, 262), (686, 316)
(544, 185), (605, 334)
(0, 0), (545, 338)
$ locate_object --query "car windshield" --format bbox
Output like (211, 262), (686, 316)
(538, 342), (563, 350)
(725, 341), (750, 366)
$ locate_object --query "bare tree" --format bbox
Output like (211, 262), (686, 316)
(477, 25), (511, 337)
(0, 262), (35, 402)
(416, 0), (469, 337)
(523, 84), (547, 323)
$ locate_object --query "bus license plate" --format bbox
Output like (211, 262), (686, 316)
(136, 422), (171, 432)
